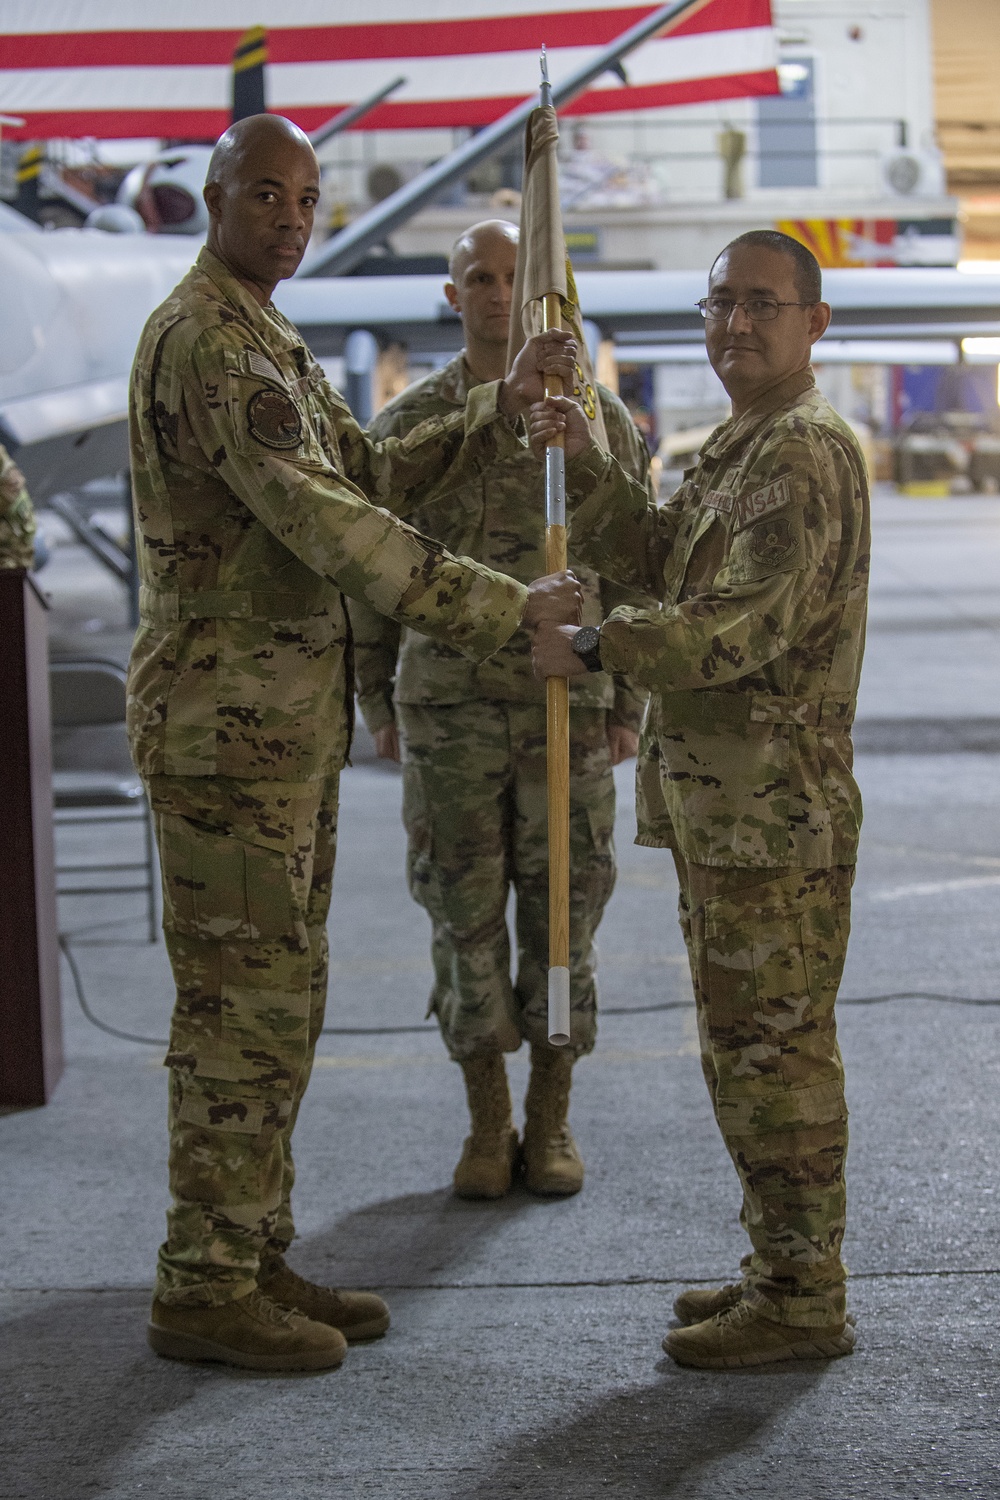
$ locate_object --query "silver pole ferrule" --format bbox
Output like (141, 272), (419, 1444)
(545, 446), (566, 528)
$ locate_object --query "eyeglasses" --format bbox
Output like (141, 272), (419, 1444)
(696, 297), (810, 322)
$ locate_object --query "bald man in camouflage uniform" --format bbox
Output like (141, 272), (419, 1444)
(349, 221), (650, 1203)
(531, 230), (868, 1369)
(129, 116), (581, 1373)
(0, 446), (36, 571)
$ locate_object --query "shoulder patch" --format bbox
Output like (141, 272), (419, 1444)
(244, 349), (285, 385)
(734, 475), (795, 530)
(247, 388), (303, 450)
(727, 503), (806, 584)
(748, 515), (796, 569)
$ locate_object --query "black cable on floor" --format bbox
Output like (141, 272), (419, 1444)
(60, 934), (1000, 1047)
(59, 934), (170, 1047)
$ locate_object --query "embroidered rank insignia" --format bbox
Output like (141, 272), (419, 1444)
(734, 475), (794, 529)
(247, 389), (302, 449)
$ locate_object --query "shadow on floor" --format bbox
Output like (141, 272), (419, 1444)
(450, 1360), (830, 1499)
(0, 1289), (201, 1498)
(293, 1184), (544, 1289)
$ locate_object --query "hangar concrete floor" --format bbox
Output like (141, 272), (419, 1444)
(2, 489), (1000, 1498)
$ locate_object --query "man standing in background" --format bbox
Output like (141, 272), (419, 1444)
(349, 220), (652, 1203)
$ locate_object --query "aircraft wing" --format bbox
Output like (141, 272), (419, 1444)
(275, 267), (1000, 359)
(0, 229), (193, 499)
(5, 222), (1000, 502)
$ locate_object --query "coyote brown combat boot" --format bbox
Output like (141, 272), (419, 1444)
(258, 1258), (390, 1342)
(664, 1300), (856, 1369)
(148, 1288), (348, 1371)
(521, 1043), (583, 1197)
(453, 1052), (519, 1199)
(673, 1281), (745, 1326)
(674, 1256), (750, 1324)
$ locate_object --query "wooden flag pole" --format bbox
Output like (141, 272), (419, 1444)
(543, 288), (571, 1046)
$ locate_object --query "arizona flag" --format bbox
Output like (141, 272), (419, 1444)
(0, 1), (779, 141)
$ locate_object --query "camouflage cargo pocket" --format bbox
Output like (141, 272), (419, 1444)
(157, 812), (298, 941)
(176, 1085), (267, 1135)
(578, 794), (617, 915)
(400, 768), (444, 919)
(703, 870), (848, 1133)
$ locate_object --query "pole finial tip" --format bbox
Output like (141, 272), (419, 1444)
(539, 43), (552, 104)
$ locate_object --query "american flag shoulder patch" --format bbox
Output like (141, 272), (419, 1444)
(244, 349), (286, 386)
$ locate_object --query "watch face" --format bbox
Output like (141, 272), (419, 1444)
(573, 626), (601, 656)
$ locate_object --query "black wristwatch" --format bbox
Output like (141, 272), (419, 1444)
(571, 625), (604, 673)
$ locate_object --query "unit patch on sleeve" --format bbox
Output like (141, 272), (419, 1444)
(247, 388), (303, 450)
(748, 515), (796, 568)
(727, 503), (806, 583)
(733, 475), (795, 530)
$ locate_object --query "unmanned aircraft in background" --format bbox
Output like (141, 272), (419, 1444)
(2, 13), (1000, 507)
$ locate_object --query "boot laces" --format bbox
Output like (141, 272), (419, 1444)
(249, 1290), (298, 1326)
(548, 1123), (575, 1155)
(265, 1264), (346, 1317)
(713, 1299), (756, 1331)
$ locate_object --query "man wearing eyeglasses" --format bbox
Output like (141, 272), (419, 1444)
(528, 230), (869, 1370)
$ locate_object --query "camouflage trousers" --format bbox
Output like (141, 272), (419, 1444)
(398, 702), (616, 1060)
(673, 857), (853, 1327)
(147, 773), (339, 1307)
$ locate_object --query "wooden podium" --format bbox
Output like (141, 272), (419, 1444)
(0, 570), (62, 1106)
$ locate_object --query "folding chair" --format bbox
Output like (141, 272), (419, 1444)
(49, 658), (158, 942)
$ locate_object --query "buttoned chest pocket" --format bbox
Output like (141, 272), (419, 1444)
(409, 478), (483, 561)
(481, 458), (545, 574)
(302, 390), (343, 472)
(299, 366), (346, 472)
(659, 479), (699, 603)
(662, 480), (732, 604)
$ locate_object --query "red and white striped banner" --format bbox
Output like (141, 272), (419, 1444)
(0, 1), (778, 140)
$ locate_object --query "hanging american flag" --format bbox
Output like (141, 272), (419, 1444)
(0, 1), (778, 141)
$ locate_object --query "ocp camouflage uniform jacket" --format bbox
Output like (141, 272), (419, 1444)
(349, 353), (650, 734)
(564, 368), (869, 869)
(127, 248), (531, 782)
(0, 445), (36, 571)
